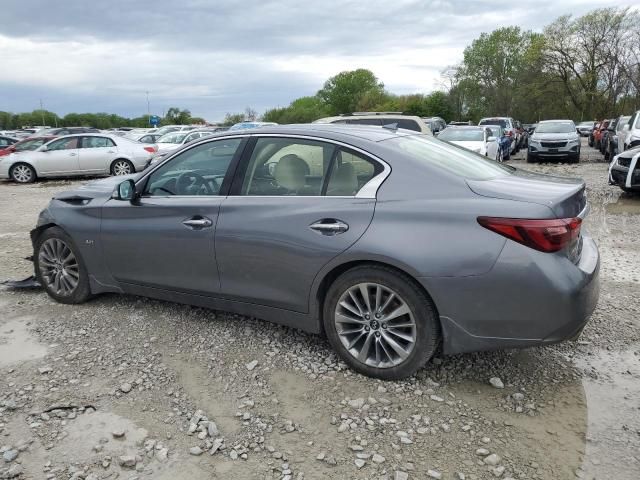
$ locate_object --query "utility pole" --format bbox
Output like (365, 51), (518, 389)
(39, 99), (46, 126)
(146, 91), (150, 125)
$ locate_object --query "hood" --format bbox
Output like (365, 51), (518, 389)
(467, 168), (586, 218)
(52, 173), (141, 202)
(531, 132), (578, 142)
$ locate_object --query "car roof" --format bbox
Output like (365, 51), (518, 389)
(316, 114), (425, 122)
(538, 119), (574, 123)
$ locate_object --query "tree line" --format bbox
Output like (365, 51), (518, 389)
(2, 7), (637, 129)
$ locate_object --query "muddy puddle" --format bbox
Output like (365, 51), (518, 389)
(0, 316), (48, 367)
(577, 347), (640, 479)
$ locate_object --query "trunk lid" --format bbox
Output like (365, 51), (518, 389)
(466, 169), (587, 218)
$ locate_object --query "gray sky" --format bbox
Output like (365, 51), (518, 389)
(0, 0), (637, 122)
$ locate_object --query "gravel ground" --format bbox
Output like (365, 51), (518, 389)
(0, 139), (638, 480)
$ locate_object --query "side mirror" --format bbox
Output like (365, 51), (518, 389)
(40, 145), (49, 152)
(113, 179), (136, 201)
(487, 136), (496, 142)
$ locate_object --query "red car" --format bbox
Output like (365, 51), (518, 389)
(0, 136), (57, 157)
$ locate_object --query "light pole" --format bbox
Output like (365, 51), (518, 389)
(39, 99), (46, 126)
(146, 91), (150, 125)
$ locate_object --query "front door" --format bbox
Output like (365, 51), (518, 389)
(216, 136), (381, 313)
(36, 137), (81, 174)
(100, 137), (245, 294)
(78, 136), (118, 173)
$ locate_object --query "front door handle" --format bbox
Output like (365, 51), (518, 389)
(69, 152), (77, 156)
(182, 216), (213, 229)
(309, 219), (349, 236)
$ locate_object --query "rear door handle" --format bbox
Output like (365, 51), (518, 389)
(309, 219), (349, 235)
(182, 216), (213, 229)
(69, 153), (77, 156)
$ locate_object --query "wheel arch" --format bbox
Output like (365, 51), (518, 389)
(312, 258), (441, 338)
(9, 160), (38, 178)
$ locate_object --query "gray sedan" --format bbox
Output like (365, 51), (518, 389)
(29, 125), (599, 379)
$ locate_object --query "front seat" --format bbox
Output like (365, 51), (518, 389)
(327, 162), (358, 196)
(273, 154), (309, 194)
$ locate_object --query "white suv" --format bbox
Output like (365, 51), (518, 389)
(314, 112), (433, 135)
(621, 110), (640, 151)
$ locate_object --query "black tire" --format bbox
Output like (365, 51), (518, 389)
(568, 154), (580, 164)
(526, 152), (537, 163)
(110, 159), (135, 176)
(34, 227), (92, 304)
(9, 163), (37, 183)
(323, 265), (440, 380)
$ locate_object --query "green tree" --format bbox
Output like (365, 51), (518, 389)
(221, 112), (246, 126)
(263, 96), (330, 123)
(317, 69), (385, 115)
(164, 107), (192, 125)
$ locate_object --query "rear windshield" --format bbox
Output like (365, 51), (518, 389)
(479, 119), (507, 128)
(535, 122), (575, 133)
(387, 135), (513, 180)
(438, 128), (484, 142)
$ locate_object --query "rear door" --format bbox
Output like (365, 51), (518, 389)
(215, 136), (383, 312)
(78, 136), (118, 173)
(36, 137), (81, 174)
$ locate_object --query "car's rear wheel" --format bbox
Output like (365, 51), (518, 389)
(10, 163), (36, 183)
(323, 265), (439, 380)
(111, 159), (134, 176)
(526, 152), (536, 163)
(35, 227), (92, 304)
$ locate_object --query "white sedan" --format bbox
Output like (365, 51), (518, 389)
(437, 126), (500, 160)
(0, 133), (155, 183)
(155, 130), (214, 155)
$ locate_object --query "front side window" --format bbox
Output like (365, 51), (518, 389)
(47, 137), (79, 151)
(144, 138), (242, 196)
(81, 137), (115, 148)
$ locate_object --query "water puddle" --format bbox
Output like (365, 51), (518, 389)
(0, 316), (48, 367)
(604, 196), (640, 215)
(577, 347), (640, 479)
(48, 411), (148, 463)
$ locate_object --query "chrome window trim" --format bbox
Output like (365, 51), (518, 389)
(136, 133), (391, 199)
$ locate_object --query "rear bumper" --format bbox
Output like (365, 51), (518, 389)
(419, 233), (600, 355)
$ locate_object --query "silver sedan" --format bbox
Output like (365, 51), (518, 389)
(0, 133), (155, 183)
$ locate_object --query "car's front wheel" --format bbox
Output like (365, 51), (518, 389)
(323, 265), (439, 380)
(10, 163), (36, 183)
(34, 227), (92, 304)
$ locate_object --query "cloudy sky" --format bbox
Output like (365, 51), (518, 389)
(1, 0), (637, 122)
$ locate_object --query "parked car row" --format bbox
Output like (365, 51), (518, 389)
(587, 112), (640, 162)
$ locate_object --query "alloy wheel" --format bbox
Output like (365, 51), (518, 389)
(113, 161), (132, 175)
(334, 283), (416, 368)
(12, 165), (33, 183)
(38, 238), (80, 296)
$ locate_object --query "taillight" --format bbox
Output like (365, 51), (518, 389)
(478, 217), (582, 253)
(144, 146), (156, 153)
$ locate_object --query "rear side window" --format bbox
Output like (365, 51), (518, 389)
(326, 148), (379, 196)
(387, 135), (512, 180)
(394, 119), (421, 132)
(347, 118), (383, 126)
(81, 136), (115, 148)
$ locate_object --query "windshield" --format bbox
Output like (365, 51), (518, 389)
(15, 138), (48, 151)
(578, 121), (593, 127)
(387, 135), (513, 181)
(479, 119), (507, 128)
(535, 122), (576, 133)
(487, 126), (501, 137)
(438, 128), (484, 142)
(158, 132), (188, 143)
